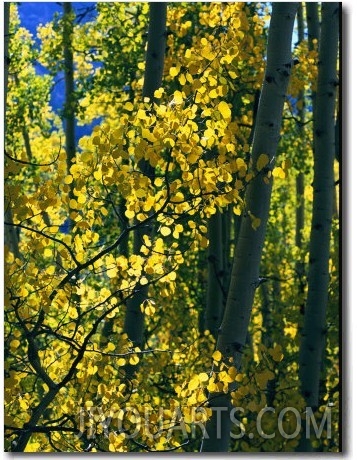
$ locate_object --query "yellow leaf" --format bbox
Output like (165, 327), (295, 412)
(188, 375), (200, 391)
(125, 209), (135, 219)
(106, 342), (116, 352)
(154, 177), (163, 187)
(69, 199), (77, 209)
(10, 339), (20, 349)
(137, 109), (147, 120)
(154, 88), (164, 99)
(169, 66), (181, 77)
(198, 372), (209, 383)
(209, 88), (218, 99)
(201, 45), (215, 61)
(228, 366), (238, 380)
(129, 355), (139, 365)
(167, 271), (176, 281)
(256, 154), (269, 172)
(117, 358), (126, 366)
(88, 365), (98, 375)
(173, 90), (183, 104)
(171, 191), (185, 202)
(19, 398), (29, 410)
(212, 350), (222, 362)
(107, 267), (118, 278)
(160, 226), (171, 236)
(217, 101), (231, 120)
(272, 166), (286, 179)
(178, 73), (186, 85)
(233, 205), (242, 216)
(164, 138), (175, 148)
(46, 266), (55, 275)
(284, 323), (298, 339)
(64, 175), (73, 184)
(43, 248), (52, 258)
(77, 193), (86, 204)
(94, 170), (102, 181)
(218, 371), (234, 383)
(207, 377), (217, 393)
(124, 101), (134, 111)
(144, 304), (155, 316)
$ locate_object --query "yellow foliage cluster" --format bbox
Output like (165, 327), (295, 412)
(4, 2), (339, 453)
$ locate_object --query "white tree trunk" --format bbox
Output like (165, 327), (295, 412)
(201, 3), (298, 452)
(299, 1), (339, 412)
(297, 5), (339, 452)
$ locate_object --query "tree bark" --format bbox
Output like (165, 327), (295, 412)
(295, 3), (306, 313)
(205, 211), (224, 336)
(306, 2), (320, 47)
(200, 3), (298, 452)
(142, 4), (167, 102)
(298, 0), (339, 416)
(123, 4), (167, 371)
(63, 2), (76, 175)
(4, 2), (10, 107)
(295, 3), (305, 250)
(222, 208), (232, 301)
(4, 2), (21, 260)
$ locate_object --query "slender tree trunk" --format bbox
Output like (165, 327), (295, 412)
(13, 74), (34, 161)
(4, 2), (10, 107)
(142, 4), (167, 102)
(200, 3), (298, 452)
(63, 2), (76, 175)
(123, 225), (149, 351)
(295, 3), (306, 313)
(299, 0), (339, 411)
(295, 174), (305, 247)
(334, 109), (340, 163)
(4, 208), (20, 260)
(295, 3), (305, 251)
(261, 283), (272, 349)
(333, 110), (340, 219)
(123, 4), (167, 369)
(119, 197), (130, 258)
(261, 283), (277, 407)
(298, 2), (339, 451)
(205, 211), (224, 336)
(222, 207), (232, 301)
(4, 2), (21, 260)
(306, 2), (320, 47)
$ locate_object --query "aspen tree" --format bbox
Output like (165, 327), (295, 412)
(201, 3), (298, 451)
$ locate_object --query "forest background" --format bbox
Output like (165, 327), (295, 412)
(2, 0), (354, 455)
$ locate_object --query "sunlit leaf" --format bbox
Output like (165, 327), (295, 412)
(217, 101), (231, 119)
